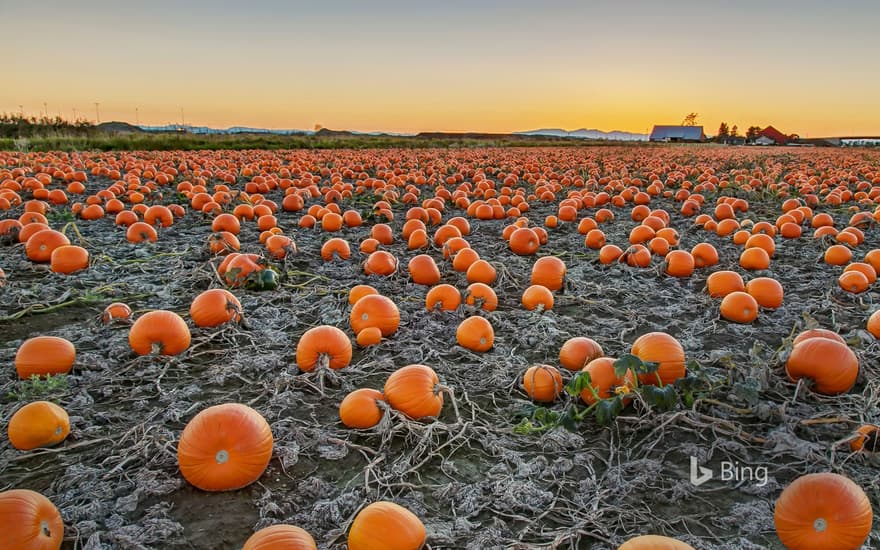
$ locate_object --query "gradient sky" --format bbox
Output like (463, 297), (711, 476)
(3, 0), (878, 136)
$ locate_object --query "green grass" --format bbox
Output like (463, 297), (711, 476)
(0, 132), (658, 152)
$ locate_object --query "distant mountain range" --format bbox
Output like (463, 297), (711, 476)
(99, 121), (647, 141)
(515, 128), (648, 141)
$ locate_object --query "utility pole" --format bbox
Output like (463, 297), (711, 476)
(94, 102), (101, 124)
(73, 107), (77, 122)
(135, 107), (139, 126)
(18, 105), (23, 118)
(180, 107), (185, 127)
(43, 102), (48, 119)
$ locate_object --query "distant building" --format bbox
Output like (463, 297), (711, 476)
(755, 136), (775, 146)
(757, 125), (790, 145)
(649, 125), (705, 143)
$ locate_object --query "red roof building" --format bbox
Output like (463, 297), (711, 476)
(758, 125), (789, 145)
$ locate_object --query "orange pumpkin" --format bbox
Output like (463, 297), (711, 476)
(618, 535), (695, 549)
(243, 525), (317, 550)
(425, 284), (461, 312)
(408, 254), (441, 286)
(720, 291), (759, 323)
(339, 388), (385, 429)
(522, 285), (554, 311)
(126, 221), (158, 243)
(509, 227), (540, 255)
(364, 250), (398, 276)
(630, 332), (686, 385)
(559, 337), (604, 371)
(0, 488), (64, 550)
(350, 294), (400, 336)
(786, 337), (858, 395)
(25, 229), (70, 263)
(466, 259), (497, 285)
(868, 310), (880, 338)
(190, 289), (242, 328)
(691, 242), (719, 268)
(321, 237), (351, 261)
(15, 336), (75, 379)
(793, 329), (845, 347)
(663, 250), (694, 278)
(849, 424), (879, 452)
(463, 282), (498, 311)
(774, 473), (872, 550)
(522, 364), (563, 402)
(128, 310), (191, 356)
(49, 245), (89, 274)
(348, 501), (427, 550)
(456, 316), (494, 352)
(530, 256), (566, 290)
(7, 401), (70, 451)
(296, 325), (352, 371)
(383, 364), (443, 420)
(745, 277), (784, 309)
(177, 403), (273, 491)
(578, 357), (628, 405)
(101, 302), (132, 324)
(356, 327), (383, 347)
(349, 284), (378, 305)
(706, 271), (745, 298)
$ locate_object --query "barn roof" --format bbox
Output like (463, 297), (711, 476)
(758, 125), (789, 144)
(649, 125), (705, 141)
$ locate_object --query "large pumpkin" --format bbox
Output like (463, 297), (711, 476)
(350, 294), (400, 336)
(774, 472), (872, 550)
(618, 535), (694, 549)
(295, 325), (352, 371)
(532, 256), (565, 290)
(383, 365), (443, 420)
(14, 336), (75, 379)
(785, 337), (858, 395)
(559, 337), (604, 371)
(7, 401), (70, 451)
(129, 310), (191, 356)
(348, 501), (426, 550)
(190, 289), (242, 328)
(177, 403), (273, 491)
(630, 332), (686, 385)
(456, 316), (494, 352)
(243, 524), (317, 550)
(0, 489), (64, 550)
(522, 365), (563, 402)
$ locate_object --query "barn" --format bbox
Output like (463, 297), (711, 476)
(649, 125), (705, 143)
(757, 125), (790, 145)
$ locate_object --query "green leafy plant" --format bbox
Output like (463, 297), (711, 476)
(7, 374), (69, 401)
(515, 355), (705, 434)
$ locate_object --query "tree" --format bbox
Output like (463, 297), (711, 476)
(682, 113), (699, 127)
(746, 126), (761, 142)
(730, 125), (739, 137)
(716, 122), (729, 143)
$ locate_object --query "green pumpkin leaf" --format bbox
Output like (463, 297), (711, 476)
(565, 371), (593, 397)
(595, 395), (624, 426)
(613, 354), (643, 377)
(641, 384), (679, 411)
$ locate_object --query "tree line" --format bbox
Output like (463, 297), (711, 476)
(0, 114), (96, 138)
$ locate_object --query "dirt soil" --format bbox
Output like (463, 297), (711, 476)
(1, 146), (879, 549)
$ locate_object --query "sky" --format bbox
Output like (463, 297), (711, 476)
(2, 0), (878, 136)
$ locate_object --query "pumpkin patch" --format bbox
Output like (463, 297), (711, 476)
(1, 146), (879, 548)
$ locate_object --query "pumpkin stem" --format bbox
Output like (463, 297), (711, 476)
(215, 449), (230, 464)
(40, 519), (51, 538)
(813, 518), (827, 533)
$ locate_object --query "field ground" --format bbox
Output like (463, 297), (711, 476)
(1, 146), (879, 549)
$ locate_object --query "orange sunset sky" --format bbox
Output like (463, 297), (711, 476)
(3, 0), (879, 136)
